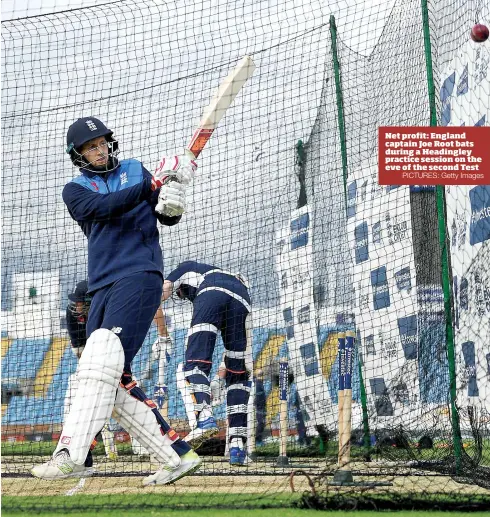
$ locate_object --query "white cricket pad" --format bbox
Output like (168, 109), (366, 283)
(55, 329), (124, 464)
(112, 383), (181, 468)
(176, 362), (197, 429)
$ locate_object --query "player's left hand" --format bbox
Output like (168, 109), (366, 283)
(152, 149), (197, 189)
(152, 335), (173, 364)
(155, 181), (186, 217)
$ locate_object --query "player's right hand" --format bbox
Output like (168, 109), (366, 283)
(152, 149), (197, 189)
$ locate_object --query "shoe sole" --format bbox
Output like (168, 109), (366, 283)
(143, 458), (202, 486)
(185, 427), (220, 450)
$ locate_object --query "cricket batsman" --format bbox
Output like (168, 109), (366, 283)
(32, 117), (201, 485)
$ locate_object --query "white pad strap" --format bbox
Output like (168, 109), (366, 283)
(188, 323), (219, 337)
(225, 350), (247, 359)
(228, 426), (248, 438)
(184, 366), (210, 382)
(197, 287), (251, 312)
(227, 404), (248, 415)
(227, 383), (252, 393)
(55, 329), (124, 464)
(112, 384), (181, 468)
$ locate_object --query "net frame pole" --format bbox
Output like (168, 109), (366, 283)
(329, 14), (371, 460)
(420, 0), (462, 474)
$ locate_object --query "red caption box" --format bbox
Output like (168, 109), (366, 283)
(378, 126), (490, 185)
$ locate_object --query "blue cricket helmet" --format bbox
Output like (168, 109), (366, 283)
(66, 117), (119, 172)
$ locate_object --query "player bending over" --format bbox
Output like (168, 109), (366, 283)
(32, 117), (200, 485)
(162, 261), (253, 466)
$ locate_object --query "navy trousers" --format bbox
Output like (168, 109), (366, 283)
(87, 271), (162, 374)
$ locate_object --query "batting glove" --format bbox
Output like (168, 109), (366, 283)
(152, 149), (197, 189)
(155, 181), (186, 217)
(151, 335), (173, 364)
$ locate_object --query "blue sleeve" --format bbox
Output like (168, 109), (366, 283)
(62, 178), (153, 223)
(166, 261), (211, 282)
(142, 167), (182, 227)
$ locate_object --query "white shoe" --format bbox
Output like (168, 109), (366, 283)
(31, 449), (93, 480)
(142, 450), (202, 486)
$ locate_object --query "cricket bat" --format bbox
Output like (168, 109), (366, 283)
(154, 55), (255, 212)
(186, 55), (256, 158)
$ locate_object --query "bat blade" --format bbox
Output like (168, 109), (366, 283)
(187, 55), (256, 158)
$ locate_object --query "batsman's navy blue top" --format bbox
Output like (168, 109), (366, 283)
(66, 306), (88, 349)
(62, 159), (180, 293)
(166, 260), (251, 306)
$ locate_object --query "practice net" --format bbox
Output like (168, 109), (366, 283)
(2, 0), (489, 513)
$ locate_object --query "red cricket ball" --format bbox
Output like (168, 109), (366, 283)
(471, 24), (489, 43)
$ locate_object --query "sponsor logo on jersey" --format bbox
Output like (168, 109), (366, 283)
(61, 435), (71, 445)
(111, 327), (122, 334)
(90, 181), (99, 191)
(371, 266), (390, 310)
(120, 172), (128, 185)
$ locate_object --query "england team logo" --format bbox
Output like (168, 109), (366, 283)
(86, 120), (98, 131)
